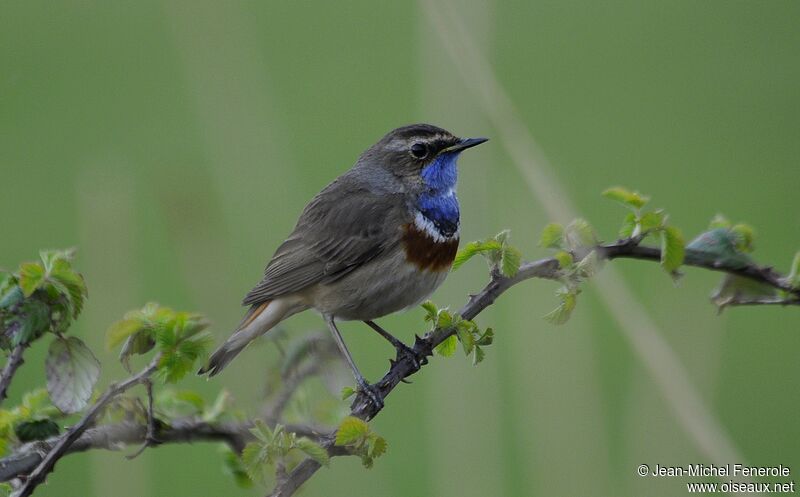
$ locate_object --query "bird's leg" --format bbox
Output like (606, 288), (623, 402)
(324, 316), (384, 409)
(363, 320), (421, 372)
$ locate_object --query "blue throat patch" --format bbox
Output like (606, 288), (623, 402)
(417, 152), (460, 237)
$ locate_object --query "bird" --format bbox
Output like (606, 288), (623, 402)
(198, 124), (488, 407)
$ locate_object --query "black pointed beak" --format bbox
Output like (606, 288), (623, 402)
(445, 137), (489, 153)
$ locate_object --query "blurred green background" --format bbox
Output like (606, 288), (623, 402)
(2, 1), (799, 496)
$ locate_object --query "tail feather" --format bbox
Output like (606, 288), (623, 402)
(199, 300), (285, 377)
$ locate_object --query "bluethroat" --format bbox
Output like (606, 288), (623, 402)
(199, 124), (488, 407)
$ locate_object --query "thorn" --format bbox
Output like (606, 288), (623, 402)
(401, 378), (412, 384)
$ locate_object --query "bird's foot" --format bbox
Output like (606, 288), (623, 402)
(356, 377), (384, 410)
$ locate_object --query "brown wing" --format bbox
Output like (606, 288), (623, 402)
(242, 178), (407, 306)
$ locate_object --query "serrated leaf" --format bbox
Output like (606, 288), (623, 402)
(639, 210), (665, 233)
(296, 438), (330, 466)
(241, 441), (271, 484)
(434, 334), (457, 357)
(472, 345), (486, 365)
(369, 436), (387, 459)
(500, 245), (521, 277)
(49, 258), (87, 318)
(14, 419), (60, 442)
(602, 187), (650, 210)
(709, 214), (731, 230)
(436, 309), (452, 329)
(46, 336), (101, 414)
(455, 323), (475, 355)
(554, 251), (573, 269)
(618, 212), (637, 239)
(9, 298), (50, 347)
(106, 318), (144, 350)
(18, 263), (44, 297)
(544, 289), (577, 325)
(451, 240), (502, 271)
(335, 416), (369, 446)
(731, 223), (755, 253)
(475, 327), (494, 346)
(660, 225), (685, 273)
(539, 223), (564, 249)
(421, 301), (438, 322)
(119, 330), (156, 371)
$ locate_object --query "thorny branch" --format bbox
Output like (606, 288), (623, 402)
(268, 239), (799, 497)
(0, 238), (796, 496)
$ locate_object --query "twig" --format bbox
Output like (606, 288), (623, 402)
(125, 379), (158, 460)
(0, 418), (326, 482)
(268, 240), (799, 496)
(0, 345), (26, 406)
(13, 357), (160, 497)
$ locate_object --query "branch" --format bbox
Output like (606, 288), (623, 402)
(0, 344), (26, 407)
(13, 357), (160, 497)
(0, 418), (327, 482)
(269, 239), (799, 496)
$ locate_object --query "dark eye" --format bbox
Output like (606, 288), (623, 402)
(410, 142), (428, 159)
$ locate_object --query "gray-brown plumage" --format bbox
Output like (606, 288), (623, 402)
(199, 124), (487, 407)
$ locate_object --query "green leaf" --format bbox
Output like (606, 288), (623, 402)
(45, 336), (101, 414)
(335, 416), (369, 446)
(500, 245), (522, 277)
(452, 240), (502, 271)
(9, 298), (50, 347)
(296, 438), (330, 466)
(602, 187), (650, 210)
(106, 318), (144, 350)
(618, 212), (637, 239)
(455, 323), (475, 355)
(475, 327), (494, 346)
(341, 386), (356, 400)
(369, 436), (387, 459)
(731, 223), (755, 253)
(241, 442), (272, 484)
(17, 262), (44, 297)
(553, 251), (573, 269)
(435, 309), (452, 329)
(472, 345), (486, 365)
(787, 252), (800, 289)
(544, 289), (577, 325)
(421, 301), (438, 321)
(48, 258), (87, 318)
(119, 331), (156, 371)
(708, 214), (732, 230)
(660, 225), (685, 273)
(14, 419), (60, 442)
(539, 223), (564, 249)
(639, 210), (665, 233)
(434, 334), (457, 357)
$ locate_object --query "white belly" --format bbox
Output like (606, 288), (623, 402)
(305, 249), (449, 321)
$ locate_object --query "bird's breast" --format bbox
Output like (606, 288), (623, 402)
(401, 219), (459, 272)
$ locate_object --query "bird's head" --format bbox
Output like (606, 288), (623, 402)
(356, 123), (488, 196)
